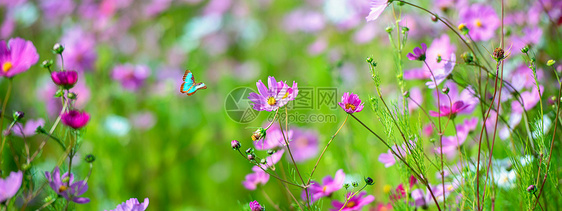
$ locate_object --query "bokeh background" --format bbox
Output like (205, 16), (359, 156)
(1, 0), (560, 210)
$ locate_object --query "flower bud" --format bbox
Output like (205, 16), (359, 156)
(245, 148), (254, 154)
(366, 57), (373, 63)
(85, 154), (96, 163)
(521, 46), (529, 54)
(231, 140), (241, 150)
(458, 24), (469, 35)
(13, 111), (24, 121)
(401, 27), (409, 35)
(403, 91), (410, 98)
(21, 163), (30, 171)
(267, 149), (274, 155)
(397, 1), (404, 6)
(547, 60), (556, 66)
(251, 128), (266, 141)
(352, 181), (359, 187)
(343, 183), (350, 189)
(527, 185), (536, 193)
(442, 87), (450, 94)
(52, 43), (64, 54)
(35, 126), (47, 134)
(364, 177), (374, 185)
(431, 15), (438, 22)
(67, 92), (77, 99)
(492, 48), (505, 61)
(461, 52), (474, 64)
(260, 159), (266, 164)
(385, 26), (393, 33)
(247, 154), (256, 161)
(55, 89), (64, 98)
(42, 60), (54, 69)
(51, 70), (78, 89)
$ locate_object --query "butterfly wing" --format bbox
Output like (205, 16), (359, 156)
(180, 69), (207, 96)
(186, 82), (207, 96)
(180, 70), (195, 94)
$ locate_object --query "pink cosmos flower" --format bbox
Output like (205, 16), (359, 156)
(59, 27), (97, 72)
(459, 4), (500, 41)
(249, 76), (298, 112)
(378, 141), (415, 168)
(0, 37), (39, 77)
(111, 64), (151, 91)
(425, 54), (456, 89)
(61, 110), (90, 129)
(339, 92), (364, 114)
(249, 200), (264, 211)
(302, 169), (345, 202)
(108, 198), (149, 211)
(45, 167), (89, 204)
(433, 118), (478, 159)
(407, 43), (427, 61)
(242, 166), (270, 190)
(330, 191), (375, 211)
(0, 171), (22, 202)
(366, 0), (389, 22)
(429, 82), (478, 117)
(288, 127), (319, 162)
(11, 118), (44, 137)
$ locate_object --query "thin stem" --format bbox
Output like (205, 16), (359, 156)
(307, 115), (348, 183)
(0, 79), (13, 170)
(277, 107), (309, 206)
(236, 149), (304, 188)
(261, 188), (282, 211)
(338, 184), (368, 211)
(349, 114), (442, 211)
(532, 72), (562, 209)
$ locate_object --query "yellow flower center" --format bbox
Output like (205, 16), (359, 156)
(447, 185), (454, 191)
(267, 97), (276, 106)
(322, 185), (327, 192)
(2, 62), (13, 73)
(345, 103), (356, 111)
(383, 184), (392, 194)
(475, 19), (483, 27)
(58, 185), (68, 193)
(282, 91), (290, 99)
(346, 201), (356, 208)
(457, 23), (467, 31)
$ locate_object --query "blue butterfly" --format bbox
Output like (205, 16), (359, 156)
(180, 69), (207, 96)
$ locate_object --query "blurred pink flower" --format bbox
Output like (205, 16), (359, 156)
(0, 37), (39, 78)
(110, 198), (149, 211)
(331, 191), (374, 211)
(288, 128), (319, 162)
(0, 171), (22, 202)
(459, 4), (500, 41)
(11, 118), (44, 137)
(242, 166), (270, 190)
(59, 27), (97, 72)
(40, 0), (74, 21)
(302, 169), (345, 202)
(366, 0), (389, 22)
(111, 64), (151, 91)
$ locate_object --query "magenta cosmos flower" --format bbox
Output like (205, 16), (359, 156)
(366, 0), (390, 21)
(339, 92), (364, 114)
(61, 110), (90, 129)
(407, 43), (427, 61)
(433, 118), (478, 159)
(331, 191), (375, 211)
(249, 200), (264, 211)
(249, 76), (298, 111)
(378, 141), (416, 167)
(111, 64), (151, 91)
(108, 198), (149, 211)
(459, 4), (500, 41)
(405, 35), (456, 80)
(0, 171), (22, 202)
(51, 70), (78, 89)
(0, 37), (39, 78)
(429, 82), (478, 117)
(302, 169), (345, 202)
(45, 167), (90, 204)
